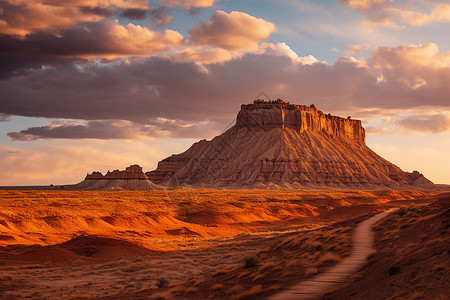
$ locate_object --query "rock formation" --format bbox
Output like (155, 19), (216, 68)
(75, 165), (163, 190)
(146, 99), (435, 189)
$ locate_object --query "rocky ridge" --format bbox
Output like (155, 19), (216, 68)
(75, 165), (163, 190)
(146, 99), (434, 189)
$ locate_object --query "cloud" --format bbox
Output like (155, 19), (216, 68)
(0, 0), (104, 36)
(119, 8), (148, 20)
(342, 0), (390, 11)
(344, 43), (371, 55)
(1, 43), (449, 139)
(148, 6), (174, 27)
(163, 0), (218, 8)
(388, 3), (450, 26)
(396, 112), (450, 133)
(341, 0), (450, 28)
(0, 20), (184, 78)
(7, 119), (223, 141)
(369, 43), (450, 91)
(189, 10), (275, 51)
(170, 46), (236, 64)
(0, 0), (155, 36)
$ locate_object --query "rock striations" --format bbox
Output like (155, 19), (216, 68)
(147, 99), (435, 189)
(75, 165), (163, 190)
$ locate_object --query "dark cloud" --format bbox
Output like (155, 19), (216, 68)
(79, 6), (114, 18)
(149, 6), (174, 27)
(7, 119), (223, 140)
(1, 44), (449, 140)
(119, 8), (148, 21)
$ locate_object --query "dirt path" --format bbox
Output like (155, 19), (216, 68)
(269, 208), (398, 300)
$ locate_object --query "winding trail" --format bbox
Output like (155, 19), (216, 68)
(270, 208), (398, 300)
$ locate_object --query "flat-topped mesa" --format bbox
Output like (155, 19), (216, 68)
(85, 164), (148, 180)
(146, 99), (435, 189)
(237, 99), (365, 144)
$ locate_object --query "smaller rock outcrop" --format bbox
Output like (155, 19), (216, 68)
(74, 165), (163, 190)
(85, 165), (149, 180)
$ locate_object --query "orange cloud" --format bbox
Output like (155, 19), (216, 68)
(189, 10), (275, 51)
(344, 44), (371, 56)
(91, 21), (183, 59)
(170, 46), (236, 64)
(369, 43), (450, 89)
(341, 0), (450, 27)
(340, 0), (391, 13)
(0, 20), (184, 64)
(390, 3), (450, 26)
(163, 0), (217, 8)
(0, 0), (153, 36)
(0, 1), (103, 36)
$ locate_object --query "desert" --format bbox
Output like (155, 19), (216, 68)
(0, 189), (449, 299)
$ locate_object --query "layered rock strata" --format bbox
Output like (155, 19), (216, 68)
(147, 100), (434, 189)
(75, 165), (163, 190)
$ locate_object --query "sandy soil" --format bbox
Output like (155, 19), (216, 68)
(0, 189), (444, 299)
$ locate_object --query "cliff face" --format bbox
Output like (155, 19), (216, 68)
(146, 100), (434, 189)
(236, 102), (365, 144)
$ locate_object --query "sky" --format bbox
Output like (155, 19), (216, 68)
(0, 0), (449, 185)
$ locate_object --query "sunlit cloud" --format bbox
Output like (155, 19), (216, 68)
(341, 0), (450, 28)
(344, 43), (371, 55)
(189, 10), (275, 51)
(163, 0), (218, 8)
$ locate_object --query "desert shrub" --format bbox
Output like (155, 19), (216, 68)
(156, 278), (169, 288)
(388, 266), (400, 276)
(397, 208), (407, 216)
(305, 240), (323, 252)
(244, 256), (258, 268)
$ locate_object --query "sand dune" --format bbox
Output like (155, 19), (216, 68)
(0, 190), (437, 250)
